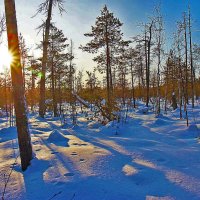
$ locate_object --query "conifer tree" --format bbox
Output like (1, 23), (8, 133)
(80, 5), (124, 119)
(48, 26), (69, 117)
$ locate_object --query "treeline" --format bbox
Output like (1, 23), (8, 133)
(1, 3), (200, 120)
(1, 0), (200, 171)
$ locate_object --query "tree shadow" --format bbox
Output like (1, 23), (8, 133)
(15, 157), (54, 199)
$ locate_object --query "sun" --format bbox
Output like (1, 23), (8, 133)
(0, 46), (13, 72)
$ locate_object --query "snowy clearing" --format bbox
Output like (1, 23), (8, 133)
(1, 106), (200, 200)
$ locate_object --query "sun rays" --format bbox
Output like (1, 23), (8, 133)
(0, 46), (13, 71)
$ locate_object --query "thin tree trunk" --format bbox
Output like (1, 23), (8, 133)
(69, 40), (76, 124)
(145, 28), (148, 106)
(39, 0), (53, 117)
(4, 74), (8, 117)
(105, 18), (112, 116)
(177, 33), (183, 119)
(156, 33), (161, 115)
(145, 23), (152, 107)
(30, 58), (35, 111)
(184, 13), (189, 105)
(51, 56), (57, 117)
(188, 7), (194, 108)
(130, 61), (136, 108)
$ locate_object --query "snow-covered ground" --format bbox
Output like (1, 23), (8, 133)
(1, 104), (200, 200)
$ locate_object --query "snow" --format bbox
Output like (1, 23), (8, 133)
(1, 103), (200, 200)
(47, 130), (69, 147)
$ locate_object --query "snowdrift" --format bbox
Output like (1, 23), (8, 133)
(47, 130), (69, 147)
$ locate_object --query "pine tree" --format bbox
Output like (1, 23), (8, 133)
(80, 5), (124, 120)
(48, 26), (69, 117)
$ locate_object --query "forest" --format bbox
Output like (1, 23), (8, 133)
(0, 0), (200, 200)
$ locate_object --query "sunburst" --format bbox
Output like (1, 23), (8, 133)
(0, 46), (13, 71)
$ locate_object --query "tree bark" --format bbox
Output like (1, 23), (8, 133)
(4, 0), (32, 171)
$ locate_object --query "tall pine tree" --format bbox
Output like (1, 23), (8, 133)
(80, 5), (124, 119)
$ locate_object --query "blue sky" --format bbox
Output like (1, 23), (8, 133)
(0, 0), (200, 72)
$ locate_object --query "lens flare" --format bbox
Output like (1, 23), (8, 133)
(0, 46), (13, 71)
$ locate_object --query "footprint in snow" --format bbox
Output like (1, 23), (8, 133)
(72, 143), (79, 146)
(35, 149), (41, 151)
(157, 158), (166, 162)
(81, 143), (87, 146)
(64, 172), (74, 177)
(33, 141), (39, 145)
(54, 182), (64, 186)
(72, 143), (88, 146)
(93, 151), (101, 154)
(71, 152), (77, 156)
(51, 151), (59, 154)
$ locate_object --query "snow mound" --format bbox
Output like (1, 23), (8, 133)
(140, 107), (148, 114)
(136, 106), (150, 114)
(170, 124), (199, 139)
(154, 118), (171, 126)
(47, 130), (69, 147)
(88, 121), (102, 129)
(0, 110), (6, 117)
(188, 124), (198, 132)
(0, 127), (17, 142)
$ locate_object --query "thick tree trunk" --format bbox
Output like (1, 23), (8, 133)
(39, 0), (53, 118)
(4, 0), (32, 171)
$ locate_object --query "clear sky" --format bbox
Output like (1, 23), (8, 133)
(0, 0), (200, 72)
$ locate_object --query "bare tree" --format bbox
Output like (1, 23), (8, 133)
(153, 7), (165, 114)
(145, 22), (153, 107)
(0, 14), (5, 42)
